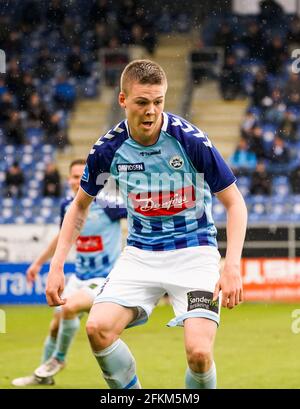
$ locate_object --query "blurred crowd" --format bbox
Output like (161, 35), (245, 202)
(0, 0), (190, 205)
(200, 0), (300, 198)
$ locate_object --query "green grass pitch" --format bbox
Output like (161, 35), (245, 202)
(1, 303), (299, 389)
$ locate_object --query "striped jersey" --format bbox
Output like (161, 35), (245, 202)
(60, 195), (126, 279)
(80, 112), (236, 251)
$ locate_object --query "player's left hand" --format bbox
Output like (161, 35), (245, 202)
(213, 264), (243, 309)
(45, 266), (66, 307)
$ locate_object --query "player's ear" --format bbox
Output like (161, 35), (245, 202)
(119, 92), (126, 108)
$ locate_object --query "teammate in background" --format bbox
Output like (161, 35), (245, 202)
(12, 159), (126, 386)
(46, 60), (247, 389)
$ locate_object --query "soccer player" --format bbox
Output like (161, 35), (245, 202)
(12, 159), (126, 386)
(45, 60), (247, 389)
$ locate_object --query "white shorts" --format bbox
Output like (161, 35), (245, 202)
(94, 245), (221, 328)
(55, 274), (106, 312)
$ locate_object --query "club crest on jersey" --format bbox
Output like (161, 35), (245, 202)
(169, 155), (184, 169)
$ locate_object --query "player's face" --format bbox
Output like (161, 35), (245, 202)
(119, 81), (166, 144)
(68, 164), (85, 194)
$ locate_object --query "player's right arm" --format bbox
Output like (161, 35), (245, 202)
(46, 187), (94, 306)
(26, 234), (59, 283)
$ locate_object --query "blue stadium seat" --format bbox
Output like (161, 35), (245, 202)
(212, 202), (226, 222)
(21, 198), (34, 208)
(0, 171), (5, 185)
(247, 196), (268, 222)
(2, 198), (16, 208)
(15, 216), (26, 225)
(267, 197), (291, 222)
(272, 176), (290, 197)
(27, 189), (40, 199)
(41, 197), (55, 207)
(236, 176), (251, 197)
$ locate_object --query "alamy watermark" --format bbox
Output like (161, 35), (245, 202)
(95, 171), (205, 218)
(0, 49), (6, 73)
(0, 309), (6, 333)
(291, 309), (300, 334)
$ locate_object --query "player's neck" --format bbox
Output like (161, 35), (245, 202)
(131, 132), (160, 146)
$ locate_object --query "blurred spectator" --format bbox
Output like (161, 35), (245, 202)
(259, 0), (284, 26)
(241, 112), (257, 139)
(214, 22), (235, 58)
(252, 69), (270, 107)
(277, 111), (298, 142)
(20, 0), (41, 33)
(134, 6), (157, 54)
(290, 165), (300, 194)
(67, 45), (88, 79)
(61, 16), (81, 47)
(119, 0), (137, 45)
(44, 112), (70, 150)
(242, 21), (265, 60)
(287, 16), (300, 45)
(103, 37), (129, 86)
(18, 73), (36, 110)
(284, 72), (300, 107)
(263, 88), (286, 123)
(0, 77), (8, 96)
(219, 54), (241, 100)
(264, 36), (287, 75)
(91, 22), (112, 62)
(54, 74), (76, 111)
(89, 0), (111, 27)
(5, 161), (24, 198)
(249, 125), (267, 160)
(27, 93), (51, 128)
(250, 162), (271, 195)
(43, 163), (61, 197)
(46, 0), (66, 30)
(269, 136), (290, 164)
(35, 47), (53, 81)
(5, 111), (25, 145)
(4, 30), (22, 56)
(6, 58), (24, 95)
(0, 92), (15, 124)
(229, 138), (257, 176)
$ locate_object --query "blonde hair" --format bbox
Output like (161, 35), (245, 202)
(120, 59), (167, 94)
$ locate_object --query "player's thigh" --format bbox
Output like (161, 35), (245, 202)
(184, 317), (217, 355)
(61, 273), (81, 298)
(87, 302), (137, 335)
(62, 288), (94, 314)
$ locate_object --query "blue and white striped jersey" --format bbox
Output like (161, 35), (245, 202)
(81, 112), (236, 251)
(60, 196), (126, 280)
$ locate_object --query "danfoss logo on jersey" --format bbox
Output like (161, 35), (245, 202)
(128, 186), (195, 216)
(76, 236), (103, 252)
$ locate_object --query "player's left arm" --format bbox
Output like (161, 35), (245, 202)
(213, 183), (248, 309)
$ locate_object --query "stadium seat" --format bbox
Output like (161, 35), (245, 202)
(236, 176), (251, 197)
(247, 196), (268, 222)
(272, 176), (290, 197)
(212, 202), (226, 222)
(267, 197), (291, 222)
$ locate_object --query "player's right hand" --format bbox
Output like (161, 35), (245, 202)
(26, 263), (41, 284)
(45, 266), (66, 307)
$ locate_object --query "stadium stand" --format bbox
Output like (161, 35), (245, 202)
(191, 7), (300, 225)
(0, 0), (192, 225)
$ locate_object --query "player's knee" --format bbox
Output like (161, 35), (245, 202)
(86, 319), (115, 350)
(62, 303), (77, 318)
(187, 346), (212, 371)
